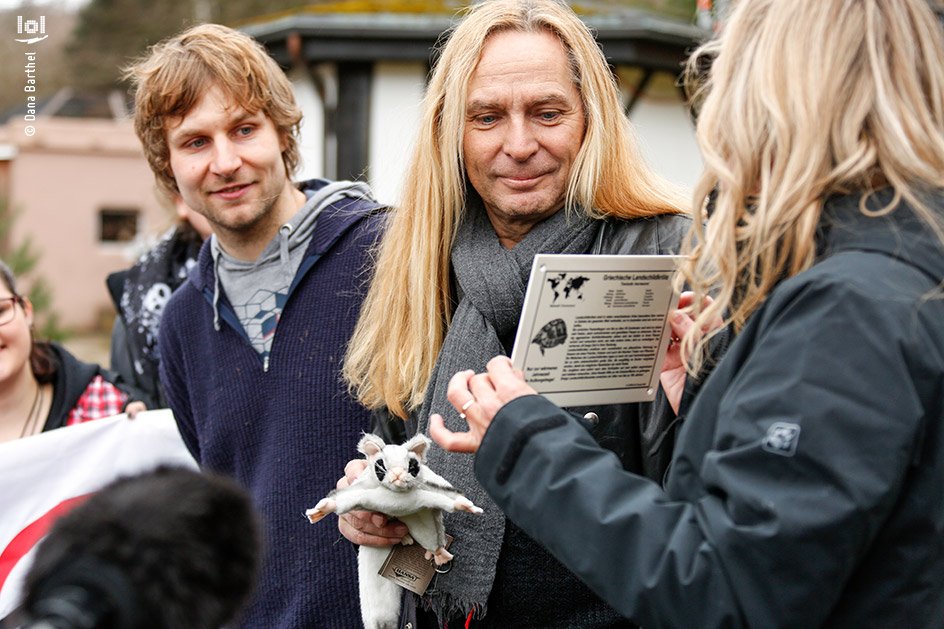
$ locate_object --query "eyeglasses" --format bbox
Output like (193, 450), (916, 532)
(0, 297), (23, 326)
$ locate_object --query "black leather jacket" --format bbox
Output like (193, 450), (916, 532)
(374, 212), (692, 484)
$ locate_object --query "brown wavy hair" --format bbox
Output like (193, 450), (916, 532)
(123, 23), (302, 198)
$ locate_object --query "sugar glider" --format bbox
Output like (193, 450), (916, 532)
(306, 433), (482, 629)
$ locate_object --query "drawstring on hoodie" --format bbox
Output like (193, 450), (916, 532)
(279, 223), (294, 286)
(205, 179), (377, 360)
(212, 243), (223, 331)
(208, 224), (294, 335)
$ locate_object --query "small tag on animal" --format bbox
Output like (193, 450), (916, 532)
(379, 535), (453, 595)
(305, 434), (482, 629)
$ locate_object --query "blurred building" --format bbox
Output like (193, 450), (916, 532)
(0, 1), (706, 333)
(0, 89), (169, 333)
(242, 0), (707, 205)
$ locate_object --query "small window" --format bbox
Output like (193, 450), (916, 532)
(99, 208), (139, 242)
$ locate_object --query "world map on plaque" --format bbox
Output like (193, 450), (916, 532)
(546, 273), (590, 303)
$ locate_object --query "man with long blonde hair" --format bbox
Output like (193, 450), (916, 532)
(125, 23), (384, 628)
(341, 0), (689, 625)
(432, 0), (944, 625)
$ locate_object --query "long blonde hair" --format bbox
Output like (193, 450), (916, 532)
(344, 0), (687, 417)
(680, 0), (944, 374)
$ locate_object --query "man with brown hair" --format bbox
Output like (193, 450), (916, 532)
(125, 24), (384, 628)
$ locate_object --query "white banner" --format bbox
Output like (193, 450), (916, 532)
(0, 410), (197, 619)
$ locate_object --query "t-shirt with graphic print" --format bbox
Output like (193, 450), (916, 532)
(213, 195), (319, 361)
(210, 180), (376, 363)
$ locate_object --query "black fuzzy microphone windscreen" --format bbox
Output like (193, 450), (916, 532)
(9, 466), (261, 629)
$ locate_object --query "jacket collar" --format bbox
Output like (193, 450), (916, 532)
(188, 179), (378, 293)
(820, 189), (944, 283)
(45, 342), (101, 430)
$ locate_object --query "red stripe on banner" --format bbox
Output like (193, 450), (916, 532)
(0, 493), (92, 593)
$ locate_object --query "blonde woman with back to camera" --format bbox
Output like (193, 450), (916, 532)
(431, 0), (944, 626)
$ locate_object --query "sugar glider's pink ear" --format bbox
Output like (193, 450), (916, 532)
(358, 433), (386, 458)
(404, 433), (431, 462)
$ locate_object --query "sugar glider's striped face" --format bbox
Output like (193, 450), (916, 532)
(372, 445), (421, 490)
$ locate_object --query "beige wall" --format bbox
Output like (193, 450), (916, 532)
(1, 116), (169, 332)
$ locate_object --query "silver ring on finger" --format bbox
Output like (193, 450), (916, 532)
(459, 398), (475, 420)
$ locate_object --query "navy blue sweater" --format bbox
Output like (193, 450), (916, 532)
(159, 190), (385, 629)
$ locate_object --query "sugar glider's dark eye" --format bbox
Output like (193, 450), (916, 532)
(408, 458), (420, 477)
(374, 459), (387, 481)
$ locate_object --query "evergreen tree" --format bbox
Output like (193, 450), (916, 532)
(64, 0), (196, 90)
(63, 0), (311, 91)
(0, 199), (68, 342)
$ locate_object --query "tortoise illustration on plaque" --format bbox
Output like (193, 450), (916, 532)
(532, 318), (567, 355)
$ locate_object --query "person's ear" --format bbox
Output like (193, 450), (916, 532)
(278, 129), (291, 156)
(21, 297), (34, 328)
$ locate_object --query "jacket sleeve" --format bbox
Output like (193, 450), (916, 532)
(474, 272), (929, 628)
(370, 406), (408, 444)
(108, 317), (131, 378)
(157, 302), (200, 462)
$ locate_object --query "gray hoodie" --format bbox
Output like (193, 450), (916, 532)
(209, 179), (375, 361)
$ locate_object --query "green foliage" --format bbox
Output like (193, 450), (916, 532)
(62, 0), (699, 91)
(0, 199), (70, 342)
(64, 0), (196, 90)
(643, 0), (697, 20)
(565, 0), (696, 21)
(63, 0), (313, 91)
(25, 277), (68, 343)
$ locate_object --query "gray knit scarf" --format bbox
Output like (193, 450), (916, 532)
(417, 198), (598, 621)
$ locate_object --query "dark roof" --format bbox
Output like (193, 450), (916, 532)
(0, 88), (132, 123)
(241, 1), (707, 74)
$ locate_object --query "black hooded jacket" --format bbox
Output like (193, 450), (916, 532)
(41, 342), (137, 432)
(475, 190), (944, 628)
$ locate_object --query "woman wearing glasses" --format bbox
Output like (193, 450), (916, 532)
(0, 260), (142, 443)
